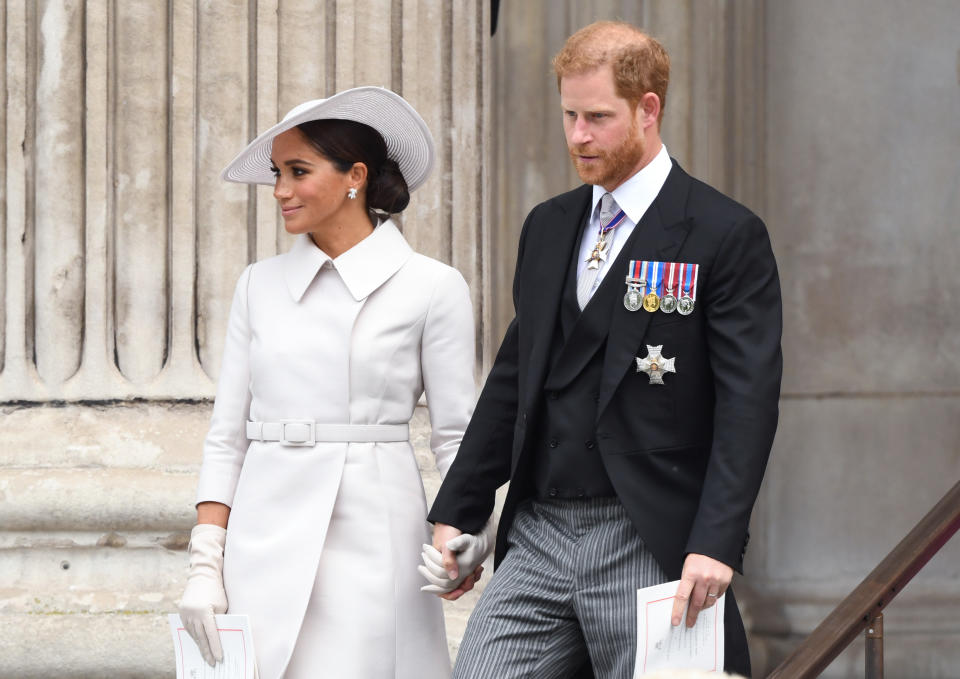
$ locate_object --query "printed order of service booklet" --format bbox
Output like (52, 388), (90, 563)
(634, 580), (725, 676)
(169, 614), (257, 679)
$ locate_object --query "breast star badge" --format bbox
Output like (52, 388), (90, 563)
(635, 345), (676, 385)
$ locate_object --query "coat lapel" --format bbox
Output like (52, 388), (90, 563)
(597, 161), (694, 417)
(542, 214), (647, 391)
(522, 186), (592, 405)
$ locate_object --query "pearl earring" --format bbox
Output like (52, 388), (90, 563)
(347, 187), (358, 200)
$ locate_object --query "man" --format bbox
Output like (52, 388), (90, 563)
(427, 21), (781, 678)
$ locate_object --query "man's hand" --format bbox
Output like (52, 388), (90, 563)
(670, 553), (733, 628)
(431, 522), (464, 579)
(440, 566), (483, 600)
(421, 520), (495, 600)
(419, 544), (485, 600)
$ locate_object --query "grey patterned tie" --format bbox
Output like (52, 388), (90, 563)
(576, 192), (618, 309)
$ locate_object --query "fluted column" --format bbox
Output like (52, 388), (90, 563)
(0, 1), (490, 675)
(0, 0), (488, 403)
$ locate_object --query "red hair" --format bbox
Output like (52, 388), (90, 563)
(553, 21), (670, 123)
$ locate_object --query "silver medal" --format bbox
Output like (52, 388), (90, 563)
(676, 296), (694, 315)
(660, 289), (678, 313)
(623, 277), (645, 312)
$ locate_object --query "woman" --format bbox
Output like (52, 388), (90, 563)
(178, 87), (479, 679)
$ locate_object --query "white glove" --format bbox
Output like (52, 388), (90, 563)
(179, 524), (228, 667)
(419, 518), (496, 594)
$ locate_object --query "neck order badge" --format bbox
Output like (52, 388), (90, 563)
(578, 193), (626, 309)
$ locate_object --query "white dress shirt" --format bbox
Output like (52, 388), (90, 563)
(575, 144), (673, 298)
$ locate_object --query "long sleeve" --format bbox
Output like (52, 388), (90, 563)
(195, 264), (254, 507)
(426, 205), (537, 533)
(420, 266), (476, 480)
(427, 317), (520, 533)
(684, 214), (782, 569)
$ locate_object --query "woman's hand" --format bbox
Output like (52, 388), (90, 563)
(179, 524), (228, 667)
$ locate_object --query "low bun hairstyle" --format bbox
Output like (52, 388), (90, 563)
(296, 119), (411, 213)
(367, 158), (409, 214)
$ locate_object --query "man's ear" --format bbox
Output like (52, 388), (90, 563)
(637, 92), (661, 130)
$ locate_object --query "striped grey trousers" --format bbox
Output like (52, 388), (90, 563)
(452, 498), (668, 679)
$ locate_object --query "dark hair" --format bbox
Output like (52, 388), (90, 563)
(296, 119), (410, 213)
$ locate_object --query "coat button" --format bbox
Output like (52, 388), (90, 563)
(548, 488), (558, 498)
(548, 391), (558, 400)
(585, 440), (595, 450)
(549, 439), (559, 448)
(576, 488), (585, 498)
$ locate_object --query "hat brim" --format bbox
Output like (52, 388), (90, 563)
(221, 86), (435, 193)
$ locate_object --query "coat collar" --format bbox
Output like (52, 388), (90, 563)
(589, 143), (673, 226)
(282, 219), (413, 302)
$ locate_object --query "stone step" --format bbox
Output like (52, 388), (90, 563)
(0, 468), (196, 531)
(0, 613), (175, 678)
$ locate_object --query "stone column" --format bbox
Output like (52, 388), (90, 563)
(0, 1), (490, 675)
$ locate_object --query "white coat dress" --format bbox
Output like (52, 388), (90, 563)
(195, 220), (475, 679)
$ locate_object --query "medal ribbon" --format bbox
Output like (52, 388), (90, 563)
(665, 262), (677, 295)
(629, 261), (699, 298)
(600, 209), (627, 238)
(650, 261), (663, 296)
(680, 262), (699, 300)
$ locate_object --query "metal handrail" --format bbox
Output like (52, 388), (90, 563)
(767, 479), (960, 678)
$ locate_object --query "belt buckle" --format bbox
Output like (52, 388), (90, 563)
(279, 419), (315, 446)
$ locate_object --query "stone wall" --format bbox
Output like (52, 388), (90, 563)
(751, 2), (960, 676)
(0, 1), (489, 676)
(490, 1), (960, 677)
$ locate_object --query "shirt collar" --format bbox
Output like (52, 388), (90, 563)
(590, 143), (672, 224)
(283, 218), (413, 302)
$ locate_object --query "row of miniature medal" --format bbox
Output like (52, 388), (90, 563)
(624, 260), (699, 314)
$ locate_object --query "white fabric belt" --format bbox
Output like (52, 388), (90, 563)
(245, 420), (410, 446)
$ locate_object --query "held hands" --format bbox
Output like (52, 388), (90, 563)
(179, 524), (228, 667)
(419, 519), (496, 600)
(671, 552), (733, 628)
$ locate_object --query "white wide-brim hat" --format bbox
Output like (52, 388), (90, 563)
(221, 86), (435, 192)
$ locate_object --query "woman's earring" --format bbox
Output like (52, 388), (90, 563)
(347, 187), (358, 200)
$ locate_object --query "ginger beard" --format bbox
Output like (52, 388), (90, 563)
(569, 115), (645, 189)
